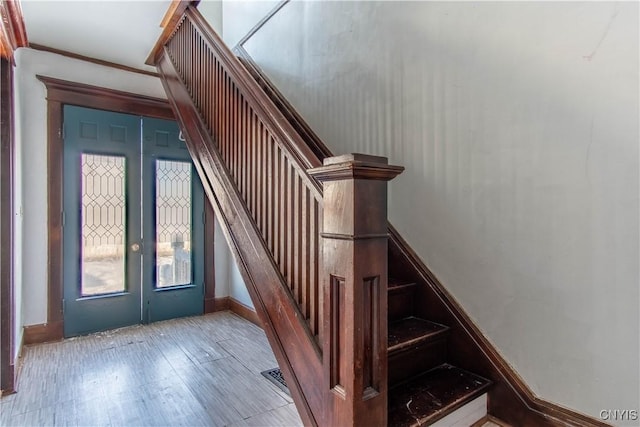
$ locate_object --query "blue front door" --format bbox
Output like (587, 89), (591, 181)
(63, 106), (204, 337)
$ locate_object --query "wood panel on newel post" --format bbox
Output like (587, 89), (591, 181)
(309, 154), (403, 426)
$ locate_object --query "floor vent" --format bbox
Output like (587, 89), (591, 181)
(261, 367), (290, 395)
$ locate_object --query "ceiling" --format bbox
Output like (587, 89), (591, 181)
(20, 0), (171, 72)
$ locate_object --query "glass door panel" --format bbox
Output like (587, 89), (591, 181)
(81, 154), (127, 296)
(155, 159), (193, 288)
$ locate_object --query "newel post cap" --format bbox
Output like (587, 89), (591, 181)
(308, 153), (404, 182)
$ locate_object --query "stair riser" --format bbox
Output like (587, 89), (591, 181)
(388, 287), (416, 321)
(388, 337), (448, 387)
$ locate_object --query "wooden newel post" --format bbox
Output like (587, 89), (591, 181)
(309, 154), (403, 427)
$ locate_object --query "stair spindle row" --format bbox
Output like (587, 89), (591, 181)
(166, 16), (322, 341)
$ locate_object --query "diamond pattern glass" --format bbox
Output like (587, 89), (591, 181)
(156, 160), (192, 287)
(81, 154), (126, 296)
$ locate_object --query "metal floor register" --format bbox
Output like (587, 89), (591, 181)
(261, 368), (290, 395)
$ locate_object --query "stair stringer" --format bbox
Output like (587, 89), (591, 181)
(157, 52), (324, 427)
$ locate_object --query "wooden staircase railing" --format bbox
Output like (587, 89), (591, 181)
(148, 4), (613, 426)
(151, 6), (402, 426)
(166, 10), (324, 343)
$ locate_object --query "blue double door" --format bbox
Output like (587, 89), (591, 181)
(63, 105), (205, 337)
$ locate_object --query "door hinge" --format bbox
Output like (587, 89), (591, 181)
(202, 211), (206, 225)
(62, 299), (65, 315)
(61, 211), (66, 227)
(60, 124), (66, 140)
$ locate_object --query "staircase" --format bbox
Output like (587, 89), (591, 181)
(147, 5), (544, 427)
(387, 278), (491, 425)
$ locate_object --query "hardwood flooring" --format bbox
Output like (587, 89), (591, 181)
(0, 312), (302, 427)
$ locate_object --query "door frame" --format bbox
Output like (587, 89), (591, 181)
(38, 76), (216, 341)
(1, 58), (16, 393)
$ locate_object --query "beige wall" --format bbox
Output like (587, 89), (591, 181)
(236, 1), (639, 420)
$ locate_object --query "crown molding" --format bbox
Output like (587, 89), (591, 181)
(0, 0), (28, 61)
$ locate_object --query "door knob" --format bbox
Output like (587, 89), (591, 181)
(131, 243), (141, 252)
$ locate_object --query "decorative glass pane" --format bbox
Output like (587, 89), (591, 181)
(81, 154), (126, 296)
(156, 160), (192, 287)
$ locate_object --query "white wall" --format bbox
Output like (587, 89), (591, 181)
(221, 0), (281, 48)
(228, 259), (252, 308)
(198, 0), (223, 36)
(14, 48), (167, 327)
(239, 1), (639, 420)
(212, 214), (254, 309)
(213, 216), (230, 298)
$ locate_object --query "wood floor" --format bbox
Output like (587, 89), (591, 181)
(0, 312), (302, 427)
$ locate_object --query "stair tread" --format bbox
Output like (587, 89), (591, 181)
(388, 277), (416, 292)
(388, 364), (491, 427)
(388, 317), (449, 352)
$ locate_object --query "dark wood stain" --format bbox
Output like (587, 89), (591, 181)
(0, 0), (28, 61)
(37, 76), (174, 120)
(0, 57), (16, 394)
(388, 318), (448, 351)
(22, 322), (64, 346)
(310, 154), (402, 426)
(228, 297), (262, 328)
(387, 278), (417, 323)
(29, 44), (159, 78)
(45, 99), (64, 333)
(210, 296), (230, 312)
(388, 364), (491, 427)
